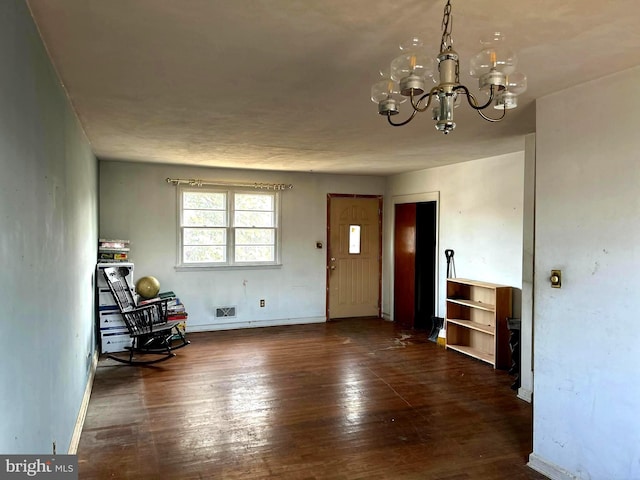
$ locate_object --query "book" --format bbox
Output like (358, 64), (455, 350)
(98, 252), (128, 261)
(138, 297), (162, 305)
(99, 239), (130, 249)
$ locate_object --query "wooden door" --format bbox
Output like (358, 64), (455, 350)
(394, 203), (416, 329)
(327, 195), (382, 319)
(394, 201), (437, 330)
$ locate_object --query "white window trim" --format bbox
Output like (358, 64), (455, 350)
(176, 185), (282, 269)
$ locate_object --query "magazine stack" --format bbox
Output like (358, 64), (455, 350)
(159, 291), (188, 338)
(98, 238), (130, 262)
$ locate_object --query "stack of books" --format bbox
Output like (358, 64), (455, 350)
(98, 238), (130, 262)
(159, 291), (188, 337)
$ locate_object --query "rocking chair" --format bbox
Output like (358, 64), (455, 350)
(102, 266), (190, 365)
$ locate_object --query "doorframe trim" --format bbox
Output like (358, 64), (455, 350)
(326, 194), (383, 321)
(390, 192), (440, 322)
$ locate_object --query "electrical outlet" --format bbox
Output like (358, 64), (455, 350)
(260, 299), (265, 307)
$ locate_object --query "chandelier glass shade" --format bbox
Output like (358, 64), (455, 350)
(371, 0), (527, 134)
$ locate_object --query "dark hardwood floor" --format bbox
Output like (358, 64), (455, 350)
(78, 318), (546, 479)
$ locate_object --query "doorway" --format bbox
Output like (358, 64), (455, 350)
(327, 194), (382, 319)
(394, 200), (437, 329)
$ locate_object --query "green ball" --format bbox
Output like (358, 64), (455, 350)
(135, 276), (160, 299)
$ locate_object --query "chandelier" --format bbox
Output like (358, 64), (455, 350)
(371, 0), (527, 134)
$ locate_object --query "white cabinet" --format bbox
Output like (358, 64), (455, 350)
(96, 262), (134, 353)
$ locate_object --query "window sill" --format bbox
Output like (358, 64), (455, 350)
(174, 263), (283, 272)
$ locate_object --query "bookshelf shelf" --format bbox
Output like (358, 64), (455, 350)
(445, 278), (512, 369)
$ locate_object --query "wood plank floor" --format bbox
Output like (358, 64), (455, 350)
(78, 318), (546, 479)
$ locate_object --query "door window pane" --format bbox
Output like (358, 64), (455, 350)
(349, 225), (361, 254)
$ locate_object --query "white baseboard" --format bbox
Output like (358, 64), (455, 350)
(528, 453), (578, 480)
(187, 316), (326, 332)
(68, 349), (98, 454)
(518, 387), (533, 403)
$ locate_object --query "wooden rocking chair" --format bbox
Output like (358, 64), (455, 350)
(102, 266), (190, 365)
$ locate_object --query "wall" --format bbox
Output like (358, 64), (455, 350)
(530, 66), (640, 479)
(518, 133), (536, 403)
(99, 161), (385, 330)
(384, 152), (525, 320)
(0, 1), (98, 453)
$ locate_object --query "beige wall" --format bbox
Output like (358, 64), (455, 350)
(384, 151), (526, 320)
(530, 66), (640, 479)
(100, 161), (385, 330)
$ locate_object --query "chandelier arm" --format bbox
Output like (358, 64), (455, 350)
(476, 107), (507, 123)
(387, 109), (418, 127)
(456, 85), (495, 110)
(411, 86), (440, 113)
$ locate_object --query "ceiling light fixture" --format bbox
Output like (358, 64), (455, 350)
(371, 0), (527, 134)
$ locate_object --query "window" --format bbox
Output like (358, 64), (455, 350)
(178, 187), (280, 267)
(349, 225), (361, 254)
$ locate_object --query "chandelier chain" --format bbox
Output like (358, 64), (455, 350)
(440, 0), (453, 52)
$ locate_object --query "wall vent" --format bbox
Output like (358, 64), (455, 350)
(216, 306), (236, 318)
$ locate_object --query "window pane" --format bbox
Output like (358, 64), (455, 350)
(235, 245), (275, 263)
(184, 246), (226, 263)
(183, 228), (226, 246)
(183, 191), (226, 209)
(183, 209), (226, 227)
(349, 225), (361, 254)
(234, 210), (274, 227)
(179, 187), (280, 266)
(235, 228), (274, 245)
(235, 193), (273, 211)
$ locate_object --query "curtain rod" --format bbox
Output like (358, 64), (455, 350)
(166, 177), (293, 191)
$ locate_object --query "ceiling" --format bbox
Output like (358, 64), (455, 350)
(27, 0), (640, 176)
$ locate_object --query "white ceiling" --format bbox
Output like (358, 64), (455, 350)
(27, 0), (640, 175)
